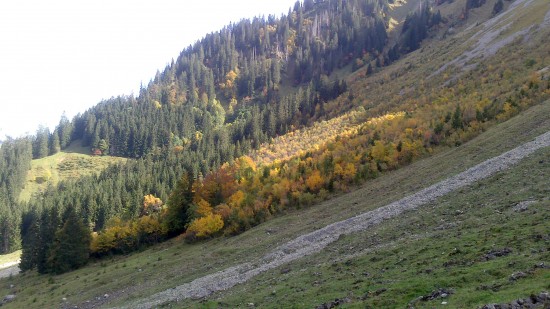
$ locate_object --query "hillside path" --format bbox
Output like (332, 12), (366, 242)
(123, 130), (550, 309)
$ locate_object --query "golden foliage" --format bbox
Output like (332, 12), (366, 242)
(195, 198), (213, 217)
(251, 110), (365, 165)
(153, 100), (162, 109)
(142, 194), (163, 216)
(227, 190), (245, 208)
(187, 214), (224, 238)
(305, 170), (324, 193)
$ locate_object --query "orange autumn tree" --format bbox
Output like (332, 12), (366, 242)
(194, 163), (238, 206)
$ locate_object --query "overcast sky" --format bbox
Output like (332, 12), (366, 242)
(0, 0), (297, 139)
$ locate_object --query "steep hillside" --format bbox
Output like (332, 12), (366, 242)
(1, 96), (548, 309)
(0, 0), (549, 307)
(6, 0), (404, 256)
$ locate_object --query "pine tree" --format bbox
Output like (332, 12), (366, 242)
(19, 209), (40, 271)
(47, 206), (90, 274)
(50, 129), (61, 155)
(33, 126), (50, 159)
(492, 0), (504, 15)
(37, 207), (59, 273)
(452, 105), (463, 130)
(58, 113), (73, 149)
(164, 173), (193, 235)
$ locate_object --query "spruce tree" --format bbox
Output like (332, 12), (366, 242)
(19, 209), (40, 271)
(164, 173), (193, 235)
(452, 105), (463, 130)
(47, 206), (90, 274)
(37, 207), (59, 274)
(50, 129), (61, 155)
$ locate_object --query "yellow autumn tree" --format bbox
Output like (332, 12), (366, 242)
(227, 190), (245, 208)
(142, 194), (163, 216)
(187, 214), (224, 238)
(195, 198), (213, 217)
(305, 170), (324, 193)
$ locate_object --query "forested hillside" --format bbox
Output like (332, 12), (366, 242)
(1, 0), (393, 256)
(40, 0), (390, 161)
(0, 138), (32, 253)
(4, 0), (540, 277)
(9, 0), (414, 261)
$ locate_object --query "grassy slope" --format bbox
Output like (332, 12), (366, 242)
(204, 111), (550, 308)
(0, 99), (547, 309)
(18, 140), (126, 202)
(212, 149), (549, 308)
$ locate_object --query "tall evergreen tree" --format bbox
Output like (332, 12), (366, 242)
(20, 209), (40, 271)
(37, 207), (59, 274)
(164, 173), (194, 235)
(33, 125), (50, 159)
(47, 206), (90, 274)
(50, 129), (61, 155)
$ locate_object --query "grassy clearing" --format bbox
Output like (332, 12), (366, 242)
(18, 140), (126, 202)
(0, 98), (546, 309)
(0, 251), (20, 268)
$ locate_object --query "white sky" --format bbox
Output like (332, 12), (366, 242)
(0, 0), (297, 139)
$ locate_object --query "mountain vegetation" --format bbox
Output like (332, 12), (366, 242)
(3, 0), (430, 264)
(12, 0), (449, 272)
(0, 0), (385, 256)
(0, 0), (548, 306)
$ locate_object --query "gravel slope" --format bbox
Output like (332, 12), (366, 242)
(122, 131), (550, 309)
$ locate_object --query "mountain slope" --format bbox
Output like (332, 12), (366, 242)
(1, 98), (548, 308)
(1, 0), (549, 307)
(11, 0), (398, 255)
(126, 127), (550, 308)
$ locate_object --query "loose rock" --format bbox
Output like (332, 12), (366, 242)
(509, 271), (527, 281)
(480, 291), (549, 309)
(512, 200), (537, 212)
(315, 297), (351, 309)
(421, 288), (454, 301)
(482, 248), (512, 260)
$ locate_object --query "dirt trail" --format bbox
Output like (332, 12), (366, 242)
(121, 131), (550, 309)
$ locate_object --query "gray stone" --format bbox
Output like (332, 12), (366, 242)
(509, 271), (527, 281)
